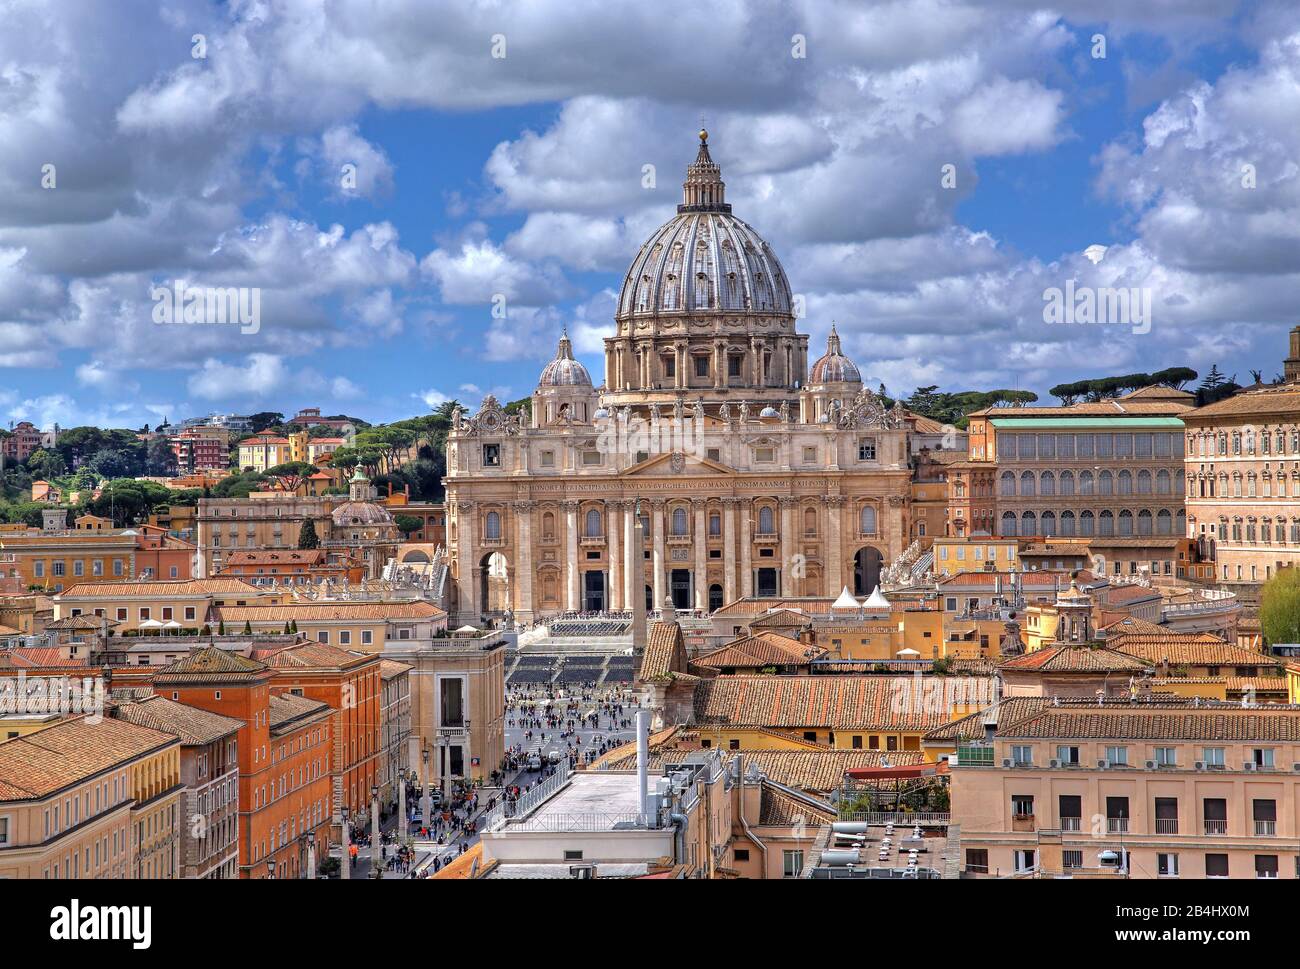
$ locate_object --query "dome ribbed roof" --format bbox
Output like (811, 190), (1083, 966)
(537, 327), (592, 388)
(616, 131), (793, 319)
(331, 502), (394, 527)
(809, 324), (861, 384)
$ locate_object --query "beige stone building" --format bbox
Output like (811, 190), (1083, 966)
(1182, 326), (1300, 597)
(948, 697), (1300, 879)
(444, 132), (913, 624)
(194, 469), (399, 580)
(382, 629), (506, 789)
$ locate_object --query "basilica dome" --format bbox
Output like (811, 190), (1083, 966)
(537, 327), (592, 387)
(809, 324), (861, 384)
(616, 131), (793, 320)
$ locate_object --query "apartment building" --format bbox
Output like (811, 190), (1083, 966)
(950, 697), (1300, 879)
(54, 578), (270, 634)
(255, 640), (382, 822)
(113, 695), (242, 878)
(151, 647), (333, 879)
(0, 715), (181, 879)
(1, 421), (44, 463)
(237, 431), (293, 472)
(216, 600), (447, 650)
(379, 659), (412, 809)
(1182, 328), (1300, 597)
(171, 427), (229, 473)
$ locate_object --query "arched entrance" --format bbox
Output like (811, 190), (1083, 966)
(708, 583), (724, 612)
(853, 546), (883, 596)
(480, 552), (510, 614)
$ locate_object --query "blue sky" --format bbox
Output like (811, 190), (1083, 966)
(2, 0), (1299, 431)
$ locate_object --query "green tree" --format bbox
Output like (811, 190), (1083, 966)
(394, 514), (422, 538)
(1260, 570), (1300, 646)
(242, 621), (253, 635)
(297, 519), (320, 549)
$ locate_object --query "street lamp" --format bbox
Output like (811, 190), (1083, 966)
(340, 805), (351, 881)
(266, 859), (276, 880)
(420, 747), (431, 838)
(305, 831), (316, 880)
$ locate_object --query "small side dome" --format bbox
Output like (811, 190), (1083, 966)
(538, 327), (592, 388)
(759, 405), (780, 419)
(809, 324), (862, 385)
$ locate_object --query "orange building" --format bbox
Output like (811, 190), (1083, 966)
(254, 640), (382, 821)
(151, 647), (333, 879)
(131, 524), (197, 581)
(215, 548), (366, 587)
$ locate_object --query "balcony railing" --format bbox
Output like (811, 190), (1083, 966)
(1204, 819), (1227, 835)
(1059, 816), (1081, 832)
(1154, 818), (1179, 834)
(1255, 820), (1277, 836)
(1107, 817), (1129, 834)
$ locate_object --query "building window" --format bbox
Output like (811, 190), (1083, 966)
(858, 438), (877, 461)
(1205, 854), (1229, 878)
(1158, 853), (1179, 877)
(860, 505), (877, 536)
(482, 444), (500, 468)
(782, 850), (803, 878)
(965, 849), (988, 874)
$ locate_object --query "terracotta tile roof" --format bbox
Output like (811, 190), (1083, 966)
(0, 715), (178, 800)
(268, 692), (332, 732)
(758, 783), (836, 825)
(260, 640), (374, 670)
(598, 748), (925, 793)
(1021, 543), (1091, 556)
(0, 647), (88, 668)
(379, 659), (412, 680)
(711, 598), (833, 618)
(45, 615), (118, 630)
(692, 676), (954, 732)
(57, 578), (259, 598)
(747, 609), (814, 631)
(1225, 676), (1289, 694)
(221, 550), (327, 566)
(431, 841), (487, 879)
(1098, 615), (1167, 635)
(999, 644), (1152, 673)
(1108, 633), (1276, 668)
(154, 645), (269, 683)
(695, 633), (826, 670)
(1182, 384), (1300, 421)
(217, 601), (445, 623)
(969, 399), (1191, 417)
(997, 699), (1300, 741)
(113, 695), (243, 745)
(637, 620), (695, 683)
(923, 697), (1049, 743)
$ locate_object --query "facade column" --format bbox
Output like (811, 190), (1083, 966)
(739, 498), (753, 598)
(455, 500), (477, 621)
(723, 498), (738, 604)
(714, 341), (724, 389)
(692, 498), (708, 611)
(564, 501), (580, 611)
(624, 503), (637, 609)
(827, 496), (844, 594)
(607, 500), (622, 611)
(779, 495), (797, 597)
(513, 502), (533, 621)
(651, 499), (666, 610)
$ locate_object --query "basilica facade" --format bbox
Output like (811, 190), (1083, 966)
(443, 132), (914, 624)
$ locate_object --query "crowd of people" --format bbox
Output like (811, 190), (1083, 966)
(506, 685), (644, 767)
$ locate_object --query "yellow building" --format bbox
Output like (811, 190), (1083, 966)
(931, 535), (1020, 574)
(54, 578), (276, 633)
(237, 431), (293, 472)
(0, 715), (182, 879)
(214, 600), (448, 650)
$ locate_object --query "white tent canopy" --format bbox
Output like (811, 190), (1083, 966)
(831, 586), (860, 610)
(864, 585), (891, 610)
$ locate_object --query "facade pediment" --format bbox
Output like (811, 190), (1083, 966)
(624, 451), (735, 477)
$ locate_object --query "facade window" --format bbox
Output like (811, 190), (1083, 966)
(782, 850), (803, 878)
(860, 506), (877, 536)
(857, 438), (876, 461)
